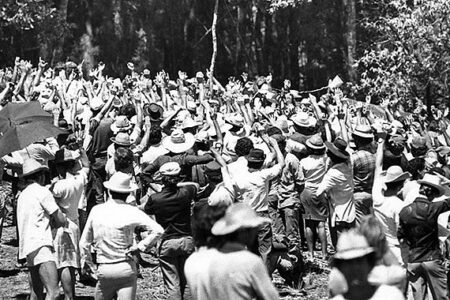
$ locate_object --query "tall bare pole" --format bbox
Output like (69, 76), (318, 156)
(209, 0), (219, 95)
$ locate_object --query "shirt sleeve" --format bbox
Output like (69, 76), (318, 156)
(184, 154), (214, 166)
(250, 258), (279, 300)
(259, 163), (283, 181)
(79, 207), (95, 266)
(316, 168), (337, 196)
(51, 181), (67, 200)
(134, 208), (164, 251)
(40, 189), (59, 215)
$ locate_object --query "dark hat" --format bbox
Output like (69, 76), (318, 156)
(247, 149), (266, 163)
(270, 134), (286, 145)
(325, 138), (349, 159)
(144, 103), (163, 121)
(205, 161), (222, 176)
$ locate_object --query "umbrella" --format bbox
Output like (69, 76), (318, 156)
(0, 102), (66, 158)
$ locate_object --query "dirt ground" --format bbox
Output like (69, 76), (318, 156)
(0, 217), (329, 300)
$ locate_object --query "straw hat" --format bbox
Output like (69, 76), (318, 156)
(21, 158), (48, 177)
(159, 162), (181, 176)
(90, 96), (104, 111)
(103, 172), (138, 193)
(110, 132), (132, 147)
(325, 138), (350, 159)
(54, 148), (80, 164)
(111, 116), (132, 133)
(418, 173), (446, 196)
(211, 203), (271, 235)
(352, 125), (374, 139)
(384, 165), (410, 184)
(291, 112), (315, 128)
(246, 149), (266, 163)
(306, 135), (325, 150)
(162, 129), (195, 154)
(181, 117), (201, 130)
(143, 103), (164, 121)
(333, 229), (374, 260)
(225, 114), (245, 128)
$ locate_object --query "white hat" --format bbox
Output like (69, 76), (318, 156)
(162, 129), (195, 154)
(211, 203), (271, 235)
(21, 158), (48, 177)
(159, 162), (181, 176)
(103, 172), (138, 193)
(90, 96), (104, 111)
(111, 116), (132, 133)
(418, 173), (446, 196)
(333, 229), (374, 260)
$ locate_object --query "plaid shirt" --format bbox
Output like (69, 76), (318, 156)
(351, 145), (375, 193)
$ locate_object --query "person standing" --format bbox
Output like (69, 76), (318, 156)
(80, 172), (163, 300)
(398, 173), (450, 300)
(142, 162), (199, 299)
(17, 158), (67, 300)
(186, 203), (279, 300)
(350, 125), (376, 225)
(316, 138), (355, 247)
(50, 148), (89, 300)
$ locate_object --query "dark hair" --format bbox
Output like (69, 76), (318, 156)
(161, 175), (182, 187)
(247, 160), (264, 170)
(385, 180), (405, 191)
(55, 160), (77, 178)
(405, 157), (425, 180)
(191, 201), (227, 248)
(235, 137), (253, 157)
(266, 126), (282, 136)
(148, 126), (163, 146)
(114, 147), (134, 173)
(119, 104), (136, 120)
(23, 169), (47, 185)
(327, 150), (347, 164)
(357, 216), (388, 261)
(109, 190), (130, 200)
(353, 135), (373, 148)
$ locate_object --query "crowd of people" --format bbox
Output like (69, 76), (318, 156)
(0, 57), (450, 300)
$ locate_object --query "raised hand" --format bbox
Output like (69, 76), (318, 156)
(38, 57), (47, 69)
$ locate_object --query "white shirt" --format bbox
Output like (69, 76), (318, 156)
(141, 143), (169, 165)
(51, 168), (88, 224)
(316, 162), (355, 225)
(80, 198), (163, 264)
(233, 164), (283, 212)
(17, 183), (59, 260)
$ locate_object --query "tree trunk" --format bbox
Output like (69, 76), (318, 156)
(81, 0), (95, 70)
(209, 0), (219, 95)
(52, 0), (68, 64)
(343, 0), (356, 81)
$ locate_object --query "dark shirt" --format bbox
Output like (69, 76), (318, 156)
(144, 185), (196, 239)
(88, 117), (114, 159)
(398, 196), (450, 262)
(143, 152), (214, 181)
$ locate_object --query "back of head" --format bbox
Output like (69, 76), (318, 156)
(235, 137), (254, 157)
(114, 147), (134, 173)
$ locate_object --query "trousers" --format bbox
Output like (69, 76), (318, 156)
(407, 259), (448, 300)
(95, 260), (137, 300)
(159, 236), (194, 300)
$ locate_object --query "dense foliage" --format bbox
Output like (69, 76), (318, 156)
(1, 0), (449, 108)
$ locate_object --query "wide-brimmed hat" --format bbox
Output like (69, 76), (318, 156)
(90, 96), (104, 111)
(211, 203), (271, 235)
(186, 101), (197, 111)
(207, 123), (232, 137)
(181, 117), (201, 130)
(306, 134), (325, 150)
(352, 125), (374, 139)
(21, 158), (49, 177)
(225, 114), (245, 128)
(162, 129), (195, 153)
(103, 172), (138, 193)
(143, 103), (164, 121)
(418, 173), (446, 196)
(247, 148), (266, 163)
(325, 138), (349, 159)
(54, 148), (80, 164)
(110, 132), (132, 146)
(159, 162), (181, 176)
(334, 229), (374, 260)
(291, 112), (315, 128)
(111, 115), (132, 133)
(384, 165), (410, 184)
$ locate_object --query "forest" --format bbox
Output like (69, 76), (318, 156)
(1, 0), (449, 109)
